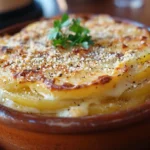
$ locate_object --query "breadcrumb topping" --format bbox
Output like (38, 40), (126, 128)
(0, 15), (150, 89)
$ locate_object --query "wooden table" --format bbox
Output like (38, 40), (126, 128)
(51, 0), (150, 26)
(1, 0), (149, 29)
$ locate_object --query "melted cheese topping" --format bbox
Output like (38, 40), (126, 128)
(0, 15), (150, 117)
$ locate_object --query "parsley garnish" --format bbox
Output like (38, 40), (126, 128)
(48, 14), (93, 49)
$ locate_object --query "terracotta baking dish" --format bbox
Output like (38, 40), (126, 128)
(0, 16), (150, 150)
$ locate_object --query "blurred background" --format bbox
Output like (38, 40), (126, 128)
(0, 0), (149, 29)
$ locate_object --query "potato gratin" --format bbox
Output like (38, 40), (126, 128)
(0, 15), (149, 117)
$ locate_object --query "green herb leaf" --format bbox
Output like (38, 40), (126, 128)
(49, 28), (59, 39)
(48, 14), (93, 49)
(82, 41), (89, 49)
(61, 13), (71, 27)
(61, 13), (69, 23)
(61, 19), (71, 28)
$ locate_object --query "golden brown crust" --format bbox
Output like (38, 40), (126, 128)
(0, 14), (150, 91)
(43, 75), (112, 90)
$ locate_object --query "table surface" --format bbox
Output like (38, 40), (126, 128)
(38, 0), (150, 27)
